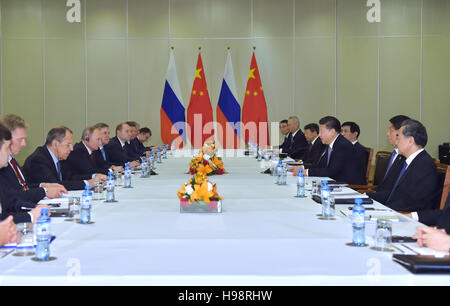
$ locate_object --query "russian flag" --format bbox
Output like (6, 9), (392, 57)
(216, 50), (241, 149)
(160, 48), (186, 148)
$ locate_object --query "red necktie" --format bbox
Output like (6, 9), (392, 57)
(89, 153), (95, 166)
(10, 158), (28, 191)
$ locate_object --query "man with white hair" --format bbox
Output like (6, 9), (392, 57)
(283, 116), (308, 161)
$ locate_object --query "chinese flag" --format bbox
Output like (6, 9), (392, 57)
(242, 52), (269, 146)
(187, 52), (214, 149)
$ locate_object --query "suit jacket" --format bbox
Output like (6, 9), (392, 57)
(0, 177), (35, 223)
(303, 137), (326, 165)
(368, 153), (406, 204)
(22, 146), (91, 191)
(417, 196), (450, 228)
(279, 135), (290, 153)
(130, 138), (151, 157)
(353, 141), (368, 185)
(104, 137), (138, 166)
(307, 134), (362, 184)
(125, 139), (142, 160)
(284, 130), (308, 160)
(66, 142), (109, 177)
(384, 150), (441, 212)
(0, 162), (46, 203)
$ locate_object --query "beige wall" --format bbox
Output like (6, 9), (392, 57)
(1, 0), (449, 163)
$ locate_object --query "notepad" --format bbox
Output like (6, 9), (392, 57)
(393, 254), (450, 274)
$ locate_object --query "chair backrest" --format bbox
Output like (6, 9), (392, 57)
(364, 147), (374, 184)
(436, 163), (450, 210)
(373, 151), (392, 186)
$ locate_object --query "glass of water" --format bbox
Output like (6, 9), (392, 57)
(373, 219), (393, 251)
(93, 181), (104, 200)
(68, 197), (80, 222)
(322, 195), (335, 219)
(115, 171), (123, 186)
(15, 223), (34, 256)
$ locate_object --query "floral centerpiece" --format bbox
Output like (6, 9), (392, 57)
(188, 141), (226, 175)
(177, 173), (223, 212)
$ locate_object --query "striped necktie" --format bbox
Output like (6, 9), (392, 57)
(10, 158), (28, 191)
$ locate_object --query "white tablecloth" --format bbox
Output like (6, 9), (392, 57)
(1, 150), (449, 285)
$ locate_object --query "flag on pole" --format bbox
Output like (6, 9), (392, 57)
(187, 51), (214, 149)
(160, 48), (186, 148)
(242, 50), (269, 146)
(216, 49), (241, 149)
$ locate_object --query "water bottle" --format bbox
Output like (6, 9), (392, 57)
(35, 208), (51, 261)
(321, 185), (332, 217)
(105, 176), (115, 202)
(141, 156), (148, 178)
(170, 140), (175, 155)
(149, 154), (155, 171)
(281, 163), (288, 185)
(124, 162), (132, 188)
(162, 144), (167, 159)
(157, 148), (162, 163)
(320, 180), (328, 202)
(80, 185), (93, 224)
(271, 153), (278, 176)
(352, 198), (366, 246)
(276, 160), (283, 185)
(257, 146), (262, 161)
(296, 169), (305, 197)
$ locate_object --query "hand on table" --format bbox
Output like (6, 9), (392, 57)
(414, 226), (450, 252)
(0, 216), (17, 246)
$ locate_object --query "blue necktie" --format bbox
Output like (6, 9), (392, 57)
(56, 161), (62, 182)
(326, 146), (332, 166)
(384, 150), (398, 179)
(386, 161), (408, 203)
(100, 147), (107, 161)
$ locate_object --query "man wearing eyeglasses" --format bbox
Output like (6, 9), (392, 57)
(22, 126), (105, 190)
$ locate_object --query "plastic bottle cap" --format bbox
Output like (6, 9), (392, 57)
(321, 180), (328, 185)
(355, 198), (363, 205)
(85, 185), (92, 190)
(41, 208), (49, 215)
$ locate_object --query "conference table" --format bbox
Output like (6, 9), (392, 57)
(0, 150), (449, 286)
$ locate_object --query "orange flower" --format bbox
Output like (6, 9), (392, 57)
(211, 157), (223, 169)
(197, 164), (213, 177)
(191, 181), (215, 203)
(177, 184), (186, 199)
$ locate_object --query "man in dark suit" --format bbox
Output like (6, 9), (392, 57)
(374, 119), (440, 212)
(104, 123), (141, 167)
(0, 123), (49, 224)
(291, 116), (361, 184)
(283, 116), (308, 160)
(341, 121), (368, 185)
(66, 126), (111, 177)
(303, 123), (325, 166)
(0, 114), (67, 204)
(367, 115), (410, 203)
(276, 120), (290, 152)
(23, 126), (106, 191)
(129, 127), (154, 157)
(125, 121), (142, 158)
